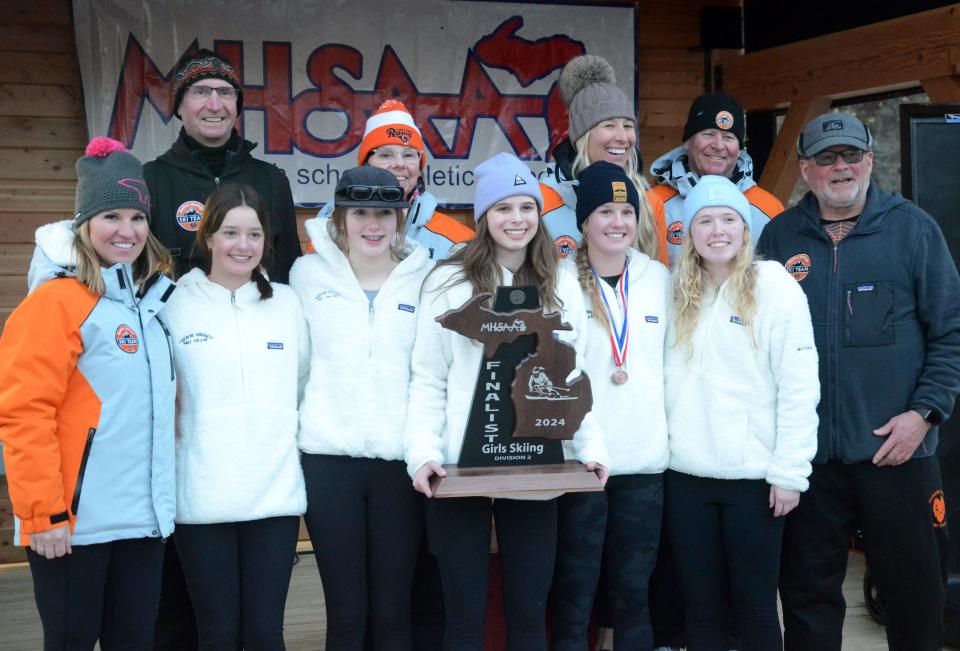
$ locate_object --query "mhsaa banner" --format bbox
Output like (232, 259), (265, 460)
(72, 0), (636, 207)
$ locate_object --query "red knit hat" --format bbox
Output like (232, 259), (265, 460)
(358, 100), (426, 170)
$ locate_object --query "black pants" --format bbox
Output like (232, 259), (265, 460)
(174, 516), (300, 650)
(665, 471), (784, 651)
(780, 457), (948, 651)
(302, 454), (422, 651)
(28, 536), (164, 651)
(153, 539), (198, 651)
(426, 496), (557, 651)
(553, 473), (663, 651)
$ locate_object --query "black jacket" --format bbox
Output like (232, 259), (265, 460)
(757, 183), (960, 463)
(143, 129), (301, 283)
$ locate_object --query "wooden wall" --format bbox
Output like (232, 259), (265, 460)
(0, 0), (720, 562)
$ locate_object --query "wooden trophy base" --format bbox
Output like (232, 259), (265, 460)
(429, 461), (604, 499)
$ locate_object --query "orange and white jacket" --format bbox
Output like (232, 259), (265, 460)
(0, 220), (176, 546)
(649, 145), (784, 266)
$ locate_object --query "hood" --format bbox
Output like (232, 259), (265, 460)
(649, 145), (758, 197)
(28, 220), (78, 292)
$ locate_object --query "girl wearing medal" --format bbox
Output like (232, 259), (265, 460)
(551, 161), (671, 650)
(405, 152), (609, 651)
(291, 166), (433, 650)
(664, 176), (819, 650)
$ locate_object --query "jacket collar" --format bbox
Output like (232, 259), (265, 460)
(176, 267), (262, 305)
(160, 128), (258, 177)
(794, 182), (906, 238)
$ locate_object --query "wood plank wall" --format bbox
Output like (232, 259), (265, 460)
(0, 0), (719, 562)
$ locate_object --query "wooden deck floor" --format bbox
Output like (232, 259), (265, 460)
(0, 551), (942, 650)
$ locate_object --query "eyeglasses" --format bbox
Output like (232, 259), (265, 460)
(343, 185), (404, 202)
(809, 149), (865, 166)
(186, 85), (239, 101)
(372, 148), (421, 164)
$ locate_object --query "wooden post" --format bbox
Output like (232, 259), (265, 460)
(922, 75), (960, 103)
(759, 98), (831, 205)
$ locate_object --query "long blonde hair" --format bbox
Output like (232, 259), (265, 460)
(672, 225), (757, 358)
(433, 211), (561, 312)
(575, 230), (638, 330)
(74, 222), (173, 296)
(571, 131), (659, 260)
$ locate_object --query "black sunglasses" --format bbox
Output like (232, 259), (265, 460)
(343, 184), (404, 202)
(810, 149), (865, 167)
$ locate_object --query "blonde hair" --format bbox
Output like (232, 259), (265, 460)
(672, 224), (757, 359)
(571, 131), (659, 261)
(327, 205), (407, 260)
(74, 221), (173, 296)
(574, 230), (638, 330)
(433, 210), (561, 312)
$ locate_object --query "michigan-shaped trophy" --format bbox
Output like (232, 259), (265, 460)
(429, 285), (602, 497)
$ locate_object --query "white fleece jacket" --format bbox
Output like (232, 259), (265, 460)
(572, 250), (671, 476)
(665, 261), (819, 491)
(291, 217), (433, 461)
(164, 269), (309, 524)
(404, 263), (610, 482)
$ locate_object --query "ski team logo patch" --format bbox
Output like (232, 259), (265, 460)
(115, 324), (139, 353)
(785, 254), (812, 282)
(666, 221), (685, 245)
(715, 110), (735, 130)
(176, 201), (205, 232)
(930, 489), (947, 528)
(554, 235), (577, 259)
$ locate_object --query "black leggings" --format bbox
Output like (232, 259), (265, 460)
(174, 516), (299, 651)
(302, 454), (422, 651)
(665, 470), (784, 651)
(28, 536), (164, 651)
(553, 473), (663, 651)
(425, 496), (557, 651)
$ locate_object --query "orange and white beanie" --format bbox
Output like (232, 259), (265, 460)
(358, 99), (426, 170)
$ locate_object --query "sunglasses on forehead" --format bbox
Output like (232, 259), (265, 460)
(343, 184), (404, 202)
(810, 149), (865, 166)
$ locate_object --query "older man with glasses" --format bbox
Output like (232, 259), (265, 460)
(144, 49), (303, 651)
(143, 49), (301, 283)
(757, 112), (960, 651)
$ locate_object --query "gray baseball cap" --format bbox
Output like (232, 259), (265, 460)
(796, 113), (872, 157)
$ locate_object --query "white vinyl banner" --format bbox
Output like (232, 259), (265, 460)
(72, 0), (635, 207)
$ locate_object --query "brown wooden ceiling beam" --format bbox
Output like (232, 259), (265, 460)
(719, 4), (960, 111)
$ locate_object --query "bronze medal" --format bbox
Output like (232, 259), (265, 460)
(611, 369), (628, 385)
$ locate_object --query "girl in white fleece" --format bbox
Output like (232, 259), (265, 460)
(664, 175), (819, 651)
(290, 166), (433, 650)
(405, 152), (609, 651)
(164, 183), (309, 650)
(552, 161), (671, 651)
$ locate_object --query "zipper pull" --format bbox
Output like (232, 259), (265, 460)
(231, 291), (236, 305)
(847, 290), (853, 316)
(215, 176), (221, 186)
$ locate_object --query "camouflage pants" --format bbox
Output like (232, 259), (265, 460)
(552, 473), (664, 651)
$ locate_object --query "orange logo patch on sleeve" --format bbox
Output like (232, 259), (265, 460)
(785, 254), (812, 282)
(666, 221), (685, 245)
(930, 489), (947, 528)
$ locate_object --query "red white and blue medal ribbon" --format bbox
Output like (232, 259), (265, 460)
(591, 263), (630, 385)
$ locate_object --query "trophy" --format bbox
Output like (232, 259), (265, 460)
(429, 285), (603, 498)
